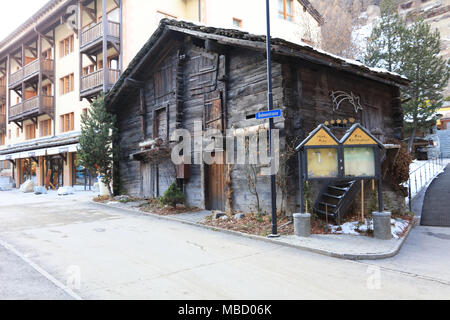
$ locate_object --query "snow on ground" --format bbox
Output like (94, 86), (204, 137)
(329, 218), (409, 239)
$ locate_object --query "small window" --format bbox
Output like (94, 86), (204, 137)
(39, 119), (52, 137)
(0, 160), (10, 169)
(25, 123), (36, 140)
(60, 112), (74, 133)
(8, 129), (11, 139)
(0, 133), (5, 145)
(108, 55), (119, 70)
(43, 48), (52, 60)
(59, 73), (74, 95)
(42, 83), (52, 96)
(16, 127), (19, 137)
(278, 0), (294, 21)
(59, 35), (74, 58)
(0, 103), (5, 115)
(232, 18), (242, 28)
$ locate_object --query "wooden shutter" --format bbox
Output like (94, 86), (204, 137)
(204, 95), (223, 131)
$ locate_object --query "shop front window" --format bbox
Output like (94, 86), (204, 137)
(44, 157), (63, 189)
(22, 159), (37, 184)
(72, 154), (93, 190)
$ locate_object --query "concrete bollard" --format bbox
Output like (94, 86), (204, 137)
(373, 211), (392, 240)
(293, 213), (311, 237)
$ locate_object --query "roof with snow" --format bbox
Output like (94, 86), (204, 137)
(106, 19), (410, 107)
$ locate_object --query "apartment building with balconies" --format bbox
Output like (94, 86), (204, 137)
(0, 0), (322, 190)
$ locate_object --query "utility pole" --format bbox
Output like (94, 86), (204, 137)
(266, 0), (278, 238)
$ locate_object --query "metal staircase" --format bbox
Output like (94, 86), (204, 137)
(313, 180), (361, 225)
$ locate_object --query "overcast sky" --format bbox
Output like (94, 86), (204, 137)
(0, 0), (49, 41)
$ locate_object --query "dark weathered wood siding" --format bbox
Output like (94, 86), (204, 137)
(114, 33), (403, 216)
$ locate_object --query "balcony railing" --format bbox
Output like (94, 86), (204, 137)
(9, 95), (54, 121)
(81, 20), (120, 49)
(8, 59), (54, 88)
(80, 68), (120, 94)
(9, 69), (23, 87)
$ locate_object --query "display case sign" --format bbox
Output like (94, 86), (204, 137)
(296, 124), (340, 180)
(296, 123), (386, 213)
(297, 123), (384, 180)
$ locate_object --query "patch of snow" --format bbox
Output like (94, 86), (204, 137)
(329, 218), (409, 239)
(391, 218), (409, 239)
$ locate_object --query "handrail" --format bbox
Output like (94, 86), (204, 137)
(81, 68), (121, 92)
(8, 59), (54, 87)
(8, 94), (54, 119)
(81, 20), (120, 47)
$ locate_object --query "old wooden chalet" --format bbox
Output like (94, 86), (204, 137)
(106, 19), (410, 217)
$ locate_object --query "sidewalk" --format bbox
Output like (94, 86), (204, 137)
(96, 200), (415, 261)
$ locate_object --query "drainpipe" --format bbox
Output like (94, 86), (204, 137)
(198, 0), (201, 23)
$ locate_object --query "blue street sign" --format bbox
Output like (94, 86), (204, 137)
(256, 109), (282, 120)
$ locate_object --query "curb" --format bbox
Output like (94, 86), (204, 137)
(92, 200), (414, 261)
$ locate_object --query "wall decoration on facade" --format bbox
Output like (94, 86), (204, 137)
(330, 91), (363, 114)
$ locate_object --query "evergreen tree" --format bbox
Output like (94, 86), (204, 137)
(401, 18), (449, 152)
(365, 0), (449, 153)
(364, 0), (406, 72)
(78, 93), (118, 197)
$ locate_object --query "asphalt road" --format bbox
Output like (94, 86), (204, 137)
(421, 164), (450, 227)
(0, 190), (449, 300)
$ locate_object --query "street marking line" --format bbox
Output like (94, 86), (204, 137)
(0, 238), (83, 300)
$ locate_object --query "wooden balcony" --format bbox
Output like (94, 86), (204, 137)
(80, 20), (120, 52)
(8, 59), (54, 89)
(0, 85), (5, 102)
(80, 68), (120, 98)
(9, 95), (54, 122)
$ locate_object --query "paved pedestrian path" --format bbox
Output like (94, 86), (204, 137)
(421, 164), (450, 227)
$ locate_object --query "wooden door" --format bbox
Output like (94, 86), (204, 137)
(206, 151), (225, 211)
(204, 93), (225, 211)
(141, 162), (153, 199)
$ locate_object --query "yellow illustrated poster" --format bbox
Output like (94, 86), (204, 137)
(344, 147), (375, 177)
(305, 128), (338, 146)
(343, 127), (377, 145)
(307, 148), (338, 178)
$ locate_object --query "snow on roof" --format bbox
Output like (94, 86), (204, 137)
(168, 18), (410, 82)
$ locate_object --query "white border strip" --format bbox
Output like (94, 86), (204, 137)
(0, 238), (83, 300)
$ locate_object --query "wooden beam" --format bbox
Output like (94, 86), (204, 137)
(12, 56), (21, 66)
(83, 53), (96, 65)
(14, 121), (23, 130)
(140, 88), (146, 139)
(110, 41), (120, 55)
(84, 7), (96, 22)
(26, 44), (37, 57)
(124, 77), (144, 88)
(37, 31), (55, 47)
(13, 89), (22, 98)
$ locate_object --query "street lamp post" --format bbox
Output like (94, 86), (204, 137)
(266, 0), (278, 238)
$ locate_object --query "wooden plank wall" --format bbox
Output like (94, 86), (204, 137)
(115, 34), (402, 216)
(282, 59), (401, 214)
